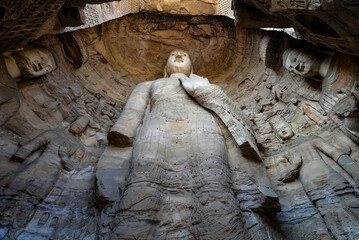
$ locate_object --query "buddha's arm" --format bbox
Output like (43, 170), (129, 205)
(180, 74), (261, 161)
(313, 138), (359, 182)
(312, 137), (350, 161)
(107, 81), (152, 147)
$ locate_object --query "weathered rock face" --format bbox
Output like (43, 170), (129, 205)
(0, 10), (358, 240)
(232, 0), (359, 57)
(0, 0), (235, 52)
(100, 12), (240, 83)
(138, 0), (218, 15)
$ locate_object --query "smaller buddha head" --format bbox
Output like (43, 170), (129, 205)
(13, 46), (58, 78)
(282, 48), (321, 77)
(165, 49), (193, 77)
(269, 115), (294, 140)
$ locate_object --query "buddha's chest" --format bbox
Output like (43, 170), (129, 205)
(151, 78), (189, 100)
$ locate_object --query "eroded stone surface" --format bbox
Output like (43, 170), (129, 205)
(138, 0), (218, 15)
(232, 0), (359, 57)
(0, 11), (358, 240)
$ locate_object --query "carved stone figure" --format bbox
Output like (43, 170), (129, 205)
(0, 129), (86, 237)
(69, 116), (90, 135)
(4, 46), (58, 79)
(273, 0), (322, 10)
(283, 48), (359, 140)
(106, 49), (278, 239)
(0, 46), (58, 127)
(269, 117), (359, 240)
(268, 115), (295, 140)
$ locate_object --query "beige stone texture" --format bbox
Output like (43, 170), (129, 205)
(139, 0), (218, 15)
(0, 6), (358, 240)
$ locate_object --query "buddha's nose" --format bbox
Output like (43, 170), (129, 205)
(175, 55), (182, 59)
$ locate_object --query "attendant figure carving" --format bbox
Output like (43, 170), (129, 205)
(283, 48), (359, 141)
(270, 116), (359, 240)
(0, 129), (85, 233)
(0, 46), (58, 126)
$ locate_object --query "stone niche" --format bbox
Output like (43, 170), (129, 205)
(0, 10), (358, 240)
(100, 12), (240, 83)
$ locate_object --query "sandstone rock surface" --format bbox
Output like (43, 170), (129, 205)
(0, 9), (358, 240)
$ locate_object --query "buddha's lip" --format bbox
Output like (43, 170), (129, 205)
(296, 62), (305, 71)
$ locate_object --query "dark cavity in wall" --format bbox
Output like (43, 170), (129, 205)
(0, 7), (5, 22)
(295, 14), (339, 37)
(55, 6), (84, 29)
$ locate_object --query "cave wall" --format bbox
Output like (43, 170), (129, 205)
(0, 8), (358, 240)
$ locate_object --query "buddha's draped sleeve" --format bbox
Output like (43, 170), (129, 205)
(187, 83), (262, 161)
(311, 137), (359, 182)
(107, 81), (152, 147)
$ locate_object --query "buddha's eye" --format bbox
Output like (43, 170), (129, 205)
(294, 58), (297, 62)
(184, 54), (187, 56)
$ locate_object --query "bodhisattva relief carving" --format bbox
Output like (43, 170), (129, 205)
(0, 129), (87, 236)
(3, 46), (58, 79)
(269, 115), (359, 240)
(0, 46), (58, 127)
(103, 49), (279, 239)
(283, 48), (359, 141)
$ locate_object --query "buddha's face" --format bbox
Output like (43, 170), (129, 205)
(14, 47), (57, 78)
(165, 49), (192, 77)
(273, 121), (294, 140)
(283, 49), (318, 77)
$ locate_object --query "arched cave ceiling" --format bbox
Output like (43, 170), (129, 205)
(99, 13), (240, 83)
(33, 12), (247, 104)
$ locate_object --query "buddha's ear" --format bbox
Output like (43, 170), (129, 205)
(164, 67), (168, 78)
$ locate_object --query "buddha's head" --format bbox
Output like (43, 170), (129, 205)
(13, 46), (58, 78)
(282, 48), (321, 77)
(269, 115), (294, 140)
(165, 49), (192, 77)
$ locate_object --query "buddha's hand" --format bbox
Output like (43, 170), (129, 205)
(179, 74), (210, 96)
(11, 129), (85, 171)
(278, 156), (302, 183)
